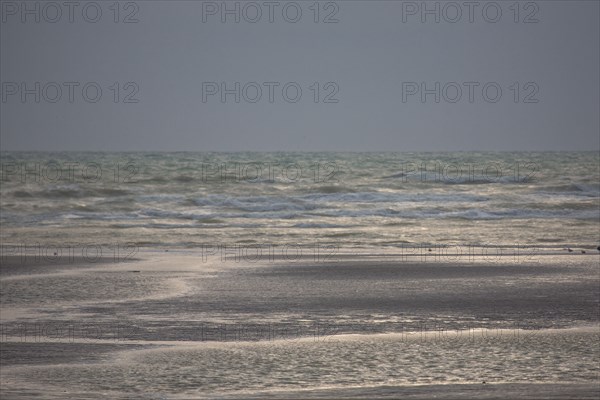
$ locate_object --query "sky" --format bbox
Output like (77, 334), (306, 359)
(1, 0), (599, 151)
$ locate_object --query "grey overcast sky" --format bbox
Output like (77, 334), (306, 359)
(1, 1), (598, 151)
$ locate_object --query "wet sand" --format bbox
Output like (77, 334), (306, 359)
(1, 252), (599, 398)
(232, 383), (600, 399)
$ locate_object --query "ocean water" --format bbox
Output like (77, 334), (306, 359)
(1, 151), (598, 251)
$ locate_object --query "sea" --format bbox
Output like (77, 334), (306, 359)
(1, 151), (598, 251)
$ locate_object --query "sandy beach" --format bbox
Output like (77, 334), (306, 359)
(1, 251), (598, 399)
